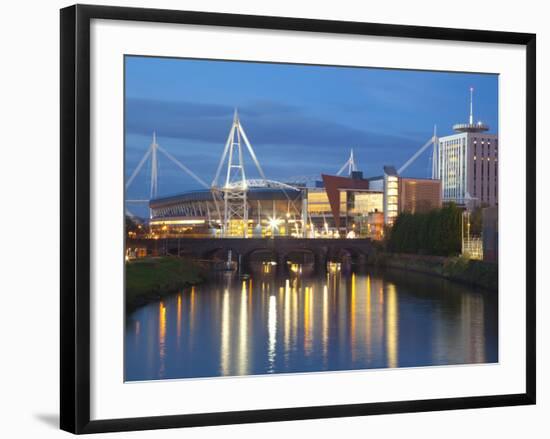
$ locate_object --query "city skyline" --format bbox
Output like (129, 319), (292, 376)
(125, 56), (498, 216)
(124, 56), (500, 382)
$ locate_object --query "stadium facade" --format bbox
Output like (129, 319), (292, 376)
(149, 170), (442, 239)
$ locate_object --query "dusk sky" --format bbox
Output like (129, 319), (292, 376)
(125, 56), (498, 215)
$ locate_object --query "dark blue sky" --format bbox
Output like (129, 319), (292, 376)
(125, 56), (498, 213)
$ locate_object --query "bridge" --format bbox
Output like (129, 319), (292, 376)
(127, 237), (375, 269)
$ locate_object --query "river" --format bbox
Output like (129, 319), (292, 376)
(125, 261), (498, 381)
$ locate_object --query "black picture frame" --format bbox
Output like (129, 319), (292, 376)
(60, 4), (536, 434)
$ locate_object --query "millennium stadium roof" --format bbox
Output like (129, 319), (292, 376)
(149, 179), (302, 209)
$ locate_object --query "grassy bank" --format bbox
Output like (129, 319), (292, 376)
(126, 257), (205, 308)
(371, 253), (498, 291)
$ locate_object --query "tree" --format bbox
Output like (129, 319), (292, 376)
(386, 203), (462, 256)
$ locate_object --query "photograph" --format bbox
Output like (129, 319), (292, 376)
(0, 0), (542, 436)
(123, 56), (499, 382)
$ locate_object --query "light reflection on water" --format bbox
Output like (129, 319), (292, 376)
(125, 263), (498, 381)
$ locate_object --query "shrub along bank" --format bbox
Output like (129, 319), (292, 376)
(371, 253), (497, 291)
(126, 256), (205, 308)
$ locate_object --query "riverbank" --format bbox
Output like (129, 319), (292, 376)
(126, 256), (206, 309)
(370, 253), (498, 291)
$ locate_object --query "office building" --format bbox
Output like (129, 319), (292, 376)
(437, 88), (498, 207)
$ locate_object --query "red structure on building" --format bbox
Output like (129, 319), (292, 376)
(321, 172), (371, 228)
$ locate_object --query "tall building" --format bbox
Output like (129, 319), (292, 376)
(382, 166), (399, 225)
(437, 87), (498, 207)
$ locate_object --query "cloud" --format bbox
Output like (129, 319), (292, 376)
(125, 98), (417, 152)
(126, 99), (231, 142)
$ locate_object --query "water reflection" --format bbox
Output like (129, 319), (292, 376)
(322, 285), (329, 366)
(365, 275), (372, 359)
(386, 284), (399, 368)
(238, 281), (248, 376)
(220, 288), (230, 375)
(176, 294), (182, 350)
(125, 264), (498, 381)
(268, 294), (277, 372)
(158, 302), (166, 378)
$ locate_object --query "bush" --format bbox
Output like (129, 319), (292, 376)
(443, 256), (498, 290)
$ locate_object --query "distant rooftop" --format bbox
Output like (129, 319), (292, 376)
(453, 122), (490, 133)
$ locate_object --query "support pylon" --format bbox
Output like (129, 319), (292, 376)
(337, 149), (358, 176)
(125, 131), (209, 218)
(431, 125), (439, 179)
(150, 131), (159, 200)
(212, 110), (266, 237)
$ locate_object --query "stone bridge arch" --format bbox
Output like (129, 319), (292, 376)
(242, 247), (278, 269)
(279, 247), (317, 265)
(327, 246), (370, 264)
(201, 246), (241, 262)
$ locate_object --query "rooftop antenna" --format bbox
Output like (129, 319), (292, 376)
(452, 87), (489, 133)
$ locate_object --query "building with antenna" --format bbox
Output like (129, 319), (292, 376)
(436, 87), (498, 207)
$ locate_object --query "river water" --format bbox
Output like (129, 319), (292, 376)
(125, 262), (498, 381)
